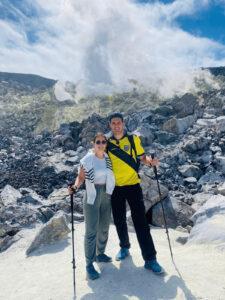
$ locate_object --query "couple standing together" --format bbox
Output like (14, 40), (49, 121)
(68, 113), (164, 280)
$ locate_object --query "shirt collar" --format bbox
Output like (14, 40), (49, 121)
(110, 130), (127, 142)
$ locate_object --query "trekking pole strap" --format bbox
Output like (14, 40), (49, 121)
(107, 140), (139, 173)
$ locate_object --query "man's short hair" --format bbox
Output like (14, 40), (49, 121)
(109, 112), (124, 122)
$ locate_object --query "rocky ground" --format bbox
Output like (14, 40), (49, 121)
(1, 222), (225, 300)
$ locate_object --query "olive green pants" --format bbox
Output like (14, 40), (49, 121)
(83, 185), (111, 266)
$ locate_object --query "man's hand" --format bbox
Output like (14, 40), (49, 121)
(144, 155), (159, 167)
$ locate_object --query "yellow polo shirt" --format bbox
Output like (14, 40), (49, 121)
(108, 134), (145, 186)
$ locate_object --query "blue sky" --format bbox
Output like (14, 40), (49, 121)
(137, 0), (225, 44)
(1, 0), (225, 46)
(0, 0), (45, 44)
(0, 0), (225, 96)
(177, 4), (225, 45)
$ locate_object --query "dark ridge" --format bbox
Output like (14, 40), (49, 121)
(0, 71), (57, 89)
(204, 66), (225, 77)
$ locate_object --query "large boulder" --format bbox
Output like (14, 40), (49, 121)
(0, 222), (21, 252)
(0, 204), (39, 227)
(0, 185), (22, 206)
(17, 195), (42, 206)
(170, 93), (199, 118)
(191, 193), (213, 211)
(64, 150), (78, 157)
(65, 156), (79, 166)
(0, 235), (21, 253)
(216, 116), (225, 133)
(26, 213), (70, 255)
(151, 196), (195, 228)
(217, 182), (225, 196)
(193, 150), (213, 167)
(37, 207), (55, 223)
(188, 195), (225, 249)
(182, 136), (209, 153)
(222, 105), (225, 115)
(19, 188), (44, 205)
(178, 164), (202, 179)
(133, 124), (155, 146)
(140, 173), (169, 212)
(48, 187), (84, 214)
(196, 118), (217, 127)
(48, 188), (69, 203)
(125, 110), (153, 132)
(155, 131), (177, 145)
(0, 223), (20, 238)
(57, 121), (82, 151)
(154, 105), (174, 117)
(17, 189), (44, 206)
(198, 171), (223, 186)
(162, 115), (195, 135)
(80, 113), (108, 147)
(214, 155), (225, 175)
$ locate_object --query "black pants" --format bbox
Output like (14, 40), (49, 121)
(111, 184), (157, 261)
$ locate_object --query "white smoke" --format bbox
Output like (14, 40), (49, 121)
(0, 0), (225, 97)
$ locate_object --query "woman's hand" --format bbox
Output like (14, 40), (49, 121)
(68, 185), (77, 195)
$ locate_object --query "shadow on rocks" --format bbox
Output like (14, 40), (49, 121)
(26, 237), (70, 257)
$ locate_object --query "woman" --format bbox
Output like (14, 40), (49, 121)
(68, 133), (115, 280)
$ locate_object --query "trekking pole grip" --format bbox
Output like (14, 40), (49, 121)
(150, 152), (157, 176)
(68, 182), (77, 194)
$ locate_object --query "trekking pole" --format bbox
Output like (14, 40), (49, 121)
(68, 184), (77, 299)
(150, 153), (174, 263)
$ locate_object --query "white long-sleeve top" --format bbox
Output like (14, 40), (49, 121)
(80, 151), (115, 205)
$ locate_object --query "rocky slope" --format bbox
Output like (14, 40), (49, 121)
(0, 72), (160, 135)
(1, 67), (224, 134)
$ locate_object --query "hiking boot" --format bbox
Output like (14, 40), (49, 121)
(144, 259), (165, 275)
(96, 254), (112, 263)
(86, 264), (100, 280)
(115, 248), (130, 261)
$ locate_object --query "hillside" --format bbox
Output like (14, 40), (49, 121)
(1, 68), (225, 136)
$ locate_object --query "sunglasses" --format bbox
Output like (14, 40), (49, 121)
(95, 140), (107, 145)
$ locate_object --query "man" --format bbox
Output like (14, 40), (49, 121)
(107, 112), (164, 274)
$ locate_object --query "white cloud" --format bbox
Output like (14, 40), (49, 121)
(0, 0), (225, 97)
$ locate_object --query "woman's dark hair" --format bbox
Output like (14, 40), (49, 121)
(93, 132), (107, 143)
